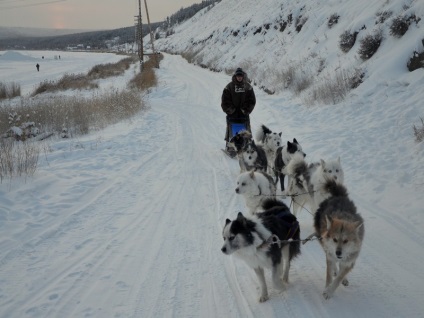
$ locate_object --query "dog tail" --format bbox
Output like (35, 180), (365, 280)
(322, 179), (348, 198)
(282, 152), (307, 177)
(255, 124), (272, 143)
(261, 198), (289, 211)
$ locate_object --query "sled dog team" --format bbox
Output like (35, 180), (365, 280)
(221, 124), (365, 302)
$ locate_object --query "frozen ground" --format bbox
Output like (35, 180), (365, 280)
(0, 52), (423, 317)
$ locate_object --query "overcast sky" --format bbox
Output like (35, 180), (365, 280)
(0, 0), (199, 30)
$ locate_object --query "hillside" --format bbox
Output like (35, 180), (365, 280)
(154, 0), (424, 102)
(0, 27), (95, 40)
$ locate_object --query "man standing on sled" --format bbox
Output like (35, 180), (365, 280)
(221, 67), (256, 157)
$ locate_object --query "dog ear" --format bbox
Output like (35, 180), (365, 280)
(320, 159), (326, 168)
(225, 219), (231, 225)
(337, 156), (341, 163)
(355, 222), (364, 233)
(279, 132), (282, 137)
(325, 215), (332, 231)
(236, 212), (246, 223)
(293, 138), (299, 144)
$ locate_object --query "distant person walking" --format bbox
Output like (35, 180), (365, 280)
(36, 63), (40, 72)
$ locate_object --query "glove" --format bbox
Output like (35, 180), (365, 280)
(227, 107), (236, 115)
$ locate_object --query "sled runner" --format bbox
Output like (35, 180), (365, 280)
(222, 117), (251, 158)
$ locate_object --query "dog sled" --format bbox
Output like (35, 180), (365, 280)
(222, 117), (251, 158)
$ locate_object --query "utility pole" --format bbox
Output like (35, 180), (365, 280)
(135, 0), (143, 69)
(143, 0), (159, 68)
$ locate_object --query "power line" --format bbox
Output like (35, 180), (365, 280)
(0, 0), (66, 10)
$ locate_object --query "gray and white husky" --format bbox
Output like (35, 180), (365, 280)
(235, 170), (276, 215)
(283, 155), (344, 216)
(221, 199), (301, 302)
(314, 180), (364, 299)
(239, 139), (268, 172)
(255, 124), (282, 174)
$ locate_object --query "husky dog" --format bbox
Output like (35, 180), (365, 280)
(309, 157), (344, 211)
(228, 130), (252, 155)
(239, 139), (268, 172)
(221, 199), (301, 302)
(282, 153), (316, 216)
(314, 180), (364, 299)
(235, 170), (276, 215)
(283, 155), (344, 216)
(274, 139), (306, 194)
(255, 124), (282, 174)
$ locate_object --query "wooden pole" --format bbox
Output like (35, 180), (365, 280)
(143, 0), (159, 68)
(138, 0), (143, 69)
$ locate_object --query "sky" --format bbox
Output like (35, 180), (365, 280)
(0, 0), (199, 30)
(1, 0), (424, 316)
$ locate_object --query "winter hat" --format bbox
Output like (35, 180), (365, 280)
(234, 68), (244, 76)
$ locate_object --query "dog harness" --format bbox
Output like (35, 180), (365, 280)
(256, 210), (300, 250)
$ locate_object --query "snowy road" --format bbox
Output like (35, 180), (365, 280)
(0, 53), (423, 317)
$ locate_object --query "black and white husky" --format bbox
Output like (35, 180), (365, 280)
(239, 139), (268, 172)
(255, 124), (282, 174)
(221, 199), (301, 302)
(274, 139), (306, 194)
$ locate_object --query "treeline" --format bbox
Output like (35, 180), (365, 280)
(163, 0), (221, 29)
(0, 23), (161, 51)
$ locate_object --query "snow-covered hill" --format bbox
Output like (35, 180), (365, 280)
(155, 0), (424, 98)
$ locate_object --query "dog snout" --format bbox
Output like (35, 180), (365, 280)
(336, 249), (342, 258)
(235, 188), (239, 193)
(303, 153), (306, 158)
(248, 156), (252, 160)
(221, 246), (227, 254)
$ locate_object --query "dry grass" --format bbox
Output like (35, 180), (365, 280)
(0, 82), (21, 100)
(87, 56), (137, 79)
(0, 138), (39, 183)
(32, 73), (98, 96)
(303, 67), (364, 106)
(1, 89), (145, 138)
(128, 54), (163, 91)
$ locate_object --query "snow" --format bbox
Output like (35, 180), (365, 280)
(1, 0), (424, 316)
(0, 50), (126, 96)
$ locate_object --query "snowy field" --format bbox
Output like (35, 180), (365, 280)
(0, 50), (423, 317)
(0, 50), (127, 96)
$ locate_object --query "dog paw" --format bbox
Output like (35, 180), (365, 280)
(322, 289), (333, 300)
(259, 294), (269, 302)
(342, 278), (349, 286)
(322, 291), (332, 300)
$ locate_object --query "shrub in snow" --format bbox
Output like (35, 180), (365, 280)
(358, 32), (382, 60)
(407, 50), (424, 72)
(328, 13), (340, 28)
(389, 15), (409, 37)
(375, 11), (392, 24)
(296, 16), (308, 32)
(339, 31), (358, 53)
(413, 118), (424, 143)
(304, 67), (364, 106)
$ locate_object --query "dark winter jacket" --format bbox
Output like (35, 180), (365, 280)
(221, 75), (256, 119)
